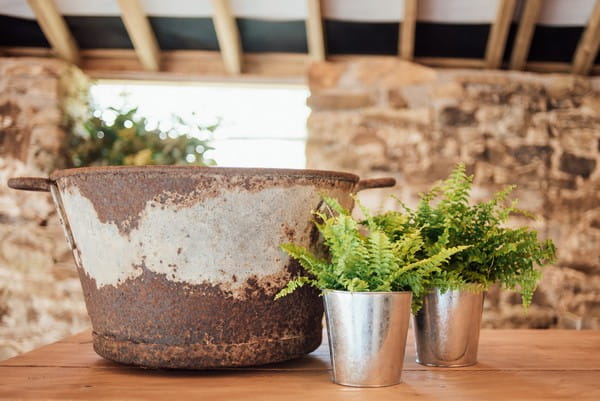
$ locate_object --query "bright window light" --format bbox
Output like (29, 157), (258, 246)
(90, 82), (311, 169)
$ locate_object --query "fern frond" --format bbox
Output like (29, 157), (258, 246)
(386, 245), (470, 285)
(392, 230), (424, 264)
(366, 230), (396, 278)
(274, 276), (318, 300)
(321, 195), (350, 216)
(354, 195), (377, 232)
(280, 243), (328, 277)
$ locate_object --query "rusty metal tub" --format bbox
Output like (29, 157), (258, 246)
(8, 166), (395, 369)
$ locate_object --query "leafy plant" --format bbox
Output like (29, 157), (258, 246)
(373, 163), (557, 308)
(65, 106), (218, 167)
(275, 196), (468, 312)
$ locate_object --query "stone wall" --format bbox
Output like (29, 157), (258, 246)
(307, 58), (600, 329)
(0, 58), (89, 360)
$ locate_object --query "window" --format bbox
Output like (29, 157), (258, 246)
(91, 82), (310, 168)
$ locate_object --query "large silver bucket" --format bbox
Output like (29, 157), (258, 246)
(323, 290), (412, 387)
(413, 288), (484, 367)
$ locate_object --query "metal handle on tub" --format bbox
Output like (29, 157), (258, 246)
(7, 177), (52, 192)
(8, 176), (78, 255)
(356, 177), (396, 192)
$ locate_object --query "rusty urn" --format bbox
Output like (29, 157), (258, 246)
(8, 166), (394, 369)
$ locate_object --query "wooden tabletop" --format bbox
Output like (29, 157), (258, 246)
(1, 329), (598, 400)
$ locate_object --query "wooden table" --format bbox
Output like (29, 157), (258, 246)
(1, 330), (598, 400)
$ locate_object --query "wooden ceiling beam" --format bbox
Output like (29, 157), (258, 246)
(485, 0), (518, 69)
(117, 0), (161, 71)
(399, 0), (418, 60)
(572, 0), (600, 75)
(306, 0), (326, 61)
(509, 0), (542, 70)
(26, 0), (79, 64)
(2, 47), (599, 81)
(210, 0), (243, 74)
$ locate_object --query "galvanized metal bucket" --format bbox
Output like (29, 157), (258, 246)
(413, 288), (484, 367)
(8, 166), (395, 369)
(323, 290), (412, 387)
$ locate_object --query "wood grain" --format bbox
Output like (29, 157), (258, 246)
(509, 0), (542, 70)
(399, 0), (418, 60)
(26, 0), (79, 64)
(485, 0), (518, 69)
(4, 330), (599, 371)
(210, 0), (243, 74)
(306, 0), (326, 61)
(0, 368), (598, 401)
(2, 47), (599, 80)
(116, 0), (161, 71)
(573, 0), (600, 75)
(0, 330), (598, 400)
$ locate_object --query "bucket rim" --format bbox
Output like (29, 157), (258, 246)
(323, 289), (413, 296)
(49, 165), (360, 183)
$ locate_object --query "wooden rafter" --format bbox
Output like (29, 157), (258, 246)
(306, 0), (326, 61)
(573, 0), (600, 75)
(1, 47), (599, 81)
(399, 0), (418, 60)
(210, 0), (243, 74)
(26, 0), (79, 64)
(509, 0), (542, 70)
(485, 0), (518, 69)
(117, 0), (161, 71)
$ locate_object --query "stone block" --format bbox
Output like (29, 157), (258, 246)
(30, 107), (62, 126)
(5, 77), (58, 99)
(29, 125), (65, 154)
(0, 127), (30, 162)
(306, 111), (362, 143)
(559, 152), (597, 179)
(361, 107), (430, 127)
(354, 58), (437, 88)
(438, 106), (476, 127)
(307, 90), (375, 111)
(510, 188), (546, 214)
(511, 145), (553, 165)
(546, 75), (591, 99)
(308, 62), (346, 91)
(430, 81), (465, 100)
(558, 128), (599, 158)
(0, 58), (66, 78)
(581, 94), (600, 115)
(387, 88), (408, 108)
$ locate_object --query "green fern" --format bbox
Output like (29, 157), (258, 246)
(275, 196), (470, 312)
(377, 163), (557, 308)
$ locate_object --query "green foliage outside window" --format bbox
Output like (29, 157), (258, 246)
(65, 106), (218, 168)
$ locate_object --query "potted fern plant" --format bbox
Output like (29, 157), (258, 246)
(275, 196), (467, 387)
(374, 164), (557, 367)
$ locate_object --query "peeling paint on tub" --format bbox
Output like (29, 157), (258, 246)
(58, 185), (335, 294)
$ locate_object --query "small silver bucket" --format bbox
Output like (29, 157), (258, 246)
(323, 290), (412, 387)
(413, 288), (484, 367)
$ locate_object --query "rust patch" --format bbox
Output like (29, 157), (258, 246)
(282, 224), (296, 241)
(93, 331), (321, 369)
(77, 260), (324, 369)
